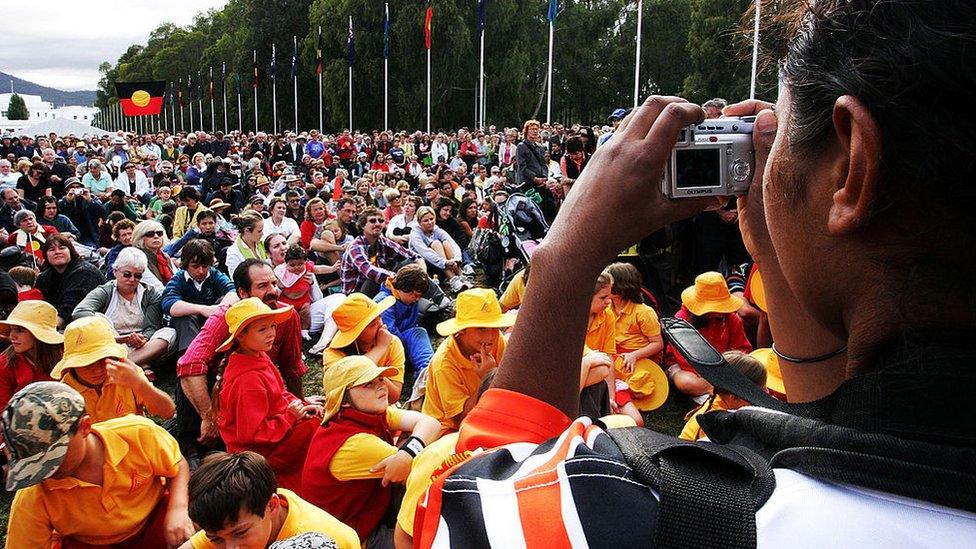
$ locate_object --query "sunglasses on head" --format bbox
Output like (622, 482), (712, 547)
(144, 230), (164, 237)
(120, 271), (143, 279)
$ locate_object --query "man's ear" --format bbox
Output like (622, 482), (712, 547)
(827, 95), (883, 236)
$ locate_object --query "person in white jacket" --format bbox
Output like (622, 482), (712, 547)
(114, 161), (152, 203)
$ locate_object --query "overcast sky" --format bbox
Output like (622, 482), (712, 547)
(1, 0), (228, 91)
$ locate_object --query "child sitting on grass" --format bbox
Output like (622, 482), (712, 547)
(274, 244), (316, 329)
(679, 350), (767, 441)
(302, 355), (440, 546)
(183, 450), (359, 549)
(212, 298), (323, 491)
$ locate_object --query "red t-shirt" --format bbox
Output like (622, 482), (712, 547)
(669, 306), (752, 372)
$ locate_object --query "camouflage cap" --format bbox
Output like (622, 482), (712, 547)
(1, 382), (85, 491)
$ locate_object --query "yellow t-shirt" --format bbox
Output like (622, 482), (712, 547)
(61, 369), (147, 424)
(679, 394), (730, 441)
(189, 488), (360, 549)
(613, 300), (662, 353)
(323, 335), (406, 385)
(329, 407), (405, 481)
(498, 269), (527, 311)
(396, 432), (461, 537)
(584, 306), (617, 356)
(422, 332), (506, 434)
(6, 416), (181, 548)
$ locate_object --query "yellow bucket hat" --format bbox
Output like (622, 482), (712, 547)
(681, 272), (744, 316)
(0, 301), (63, 345)
(322, 355), (398, 421)
(436, 288), (516, 337)
(51, 316), (128, 379)
(750, 347), (785, 397)
(329, 293), (395, 349)
(749, 269), (766, 312)
(217, 297), (294, 352)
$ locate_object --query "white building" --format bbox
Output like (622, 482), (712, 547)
(0, 93), (99, 134)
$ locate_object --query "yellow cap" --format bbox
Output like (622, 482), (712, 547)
(329, 294), (395, 349)
(436, 288), (516, 337)
(52, 316), (128, 378)
(216, 297), (293, 352)
(750, 347), (785, 397)
(750, 269), (766, 313)
(322, 356), (398, 421)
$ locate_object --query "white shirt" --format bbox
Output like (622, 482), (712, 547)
(263, 216), (300, 239)
(114, 169), (151, 197)
(431, 142), (449, 163)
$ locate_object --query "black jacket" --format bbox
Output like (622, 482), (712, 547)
(37, 259), (107, 322)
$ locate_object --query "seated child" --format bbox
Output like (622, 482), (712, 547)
(373, 264), (436, 374)
(212, 298), (323, 491)
(53, 315), (175, 423)
(679, 350), (767, 441)
(302, 356), (440, 545)
(325, 293), (406, 403)
(149, 185), (173, 215)
(183, 451), (359, 549)
(274, 244), (315, 329)
(605, 262), (670, 413)
(580, 271), (623, 421)
(7, 266), (43, 301)
(3, 382), (194, 548)
(0, 300), (63, 410)
(422, 288), (515, 435)
(498, 265), (529, 312)
(668, 272), (752, 402)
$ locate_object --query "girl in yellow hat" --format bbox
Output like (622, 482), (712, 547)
(669, 272), (753, 401)
(211, 298), (323, 492)
(0, 301), (64, 410)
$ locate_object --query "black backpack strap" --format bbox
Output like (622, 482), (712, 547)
(609, 427), (775, 549)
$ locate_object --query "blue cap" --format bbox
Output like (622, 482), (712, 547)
(609, 108), (627, 120)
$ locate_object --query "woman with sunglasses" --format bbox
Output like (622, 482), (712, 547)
(132, 220), (175, 292)
(73, 247), (176, 372)
(16, 160), (52, 203)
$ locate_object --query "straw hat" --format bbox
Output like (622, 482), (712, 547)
(680, 272), (743, 316)
(0, 301), (63, 345)
(749, 269), (766, 313)
(750, 348), (784, 397)
(208, 198), (231, 211)
(51, 316), (128, 379)
(216, 298), (293, 352)
(322, 355), (398, 421)
(436, 288), (516, 337)
(329, 294), (395, 349)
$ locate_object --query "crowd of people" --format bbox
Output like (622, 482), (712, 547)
(1, 1), (973, 545)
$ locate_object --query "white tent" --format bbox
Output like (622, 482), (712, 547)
(19, 118), (111, 138)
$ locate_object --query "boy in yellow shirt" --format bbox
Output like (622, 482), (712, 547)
(54, 316), (175, 423)
(421, 288), (515, 435)
(183, 450), (359, 549)
(2, 382), (194, 548)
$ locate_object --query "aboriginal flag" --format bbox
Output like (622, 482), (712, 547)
(424, 1), (433, 50)
(116, 81), (166, 116)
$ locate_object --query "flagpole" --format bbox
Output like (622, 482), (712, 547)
(179, 81), (185, 132)
(199, 73), (205, 131)
(426, 48), (431, 134)
(479, 29), (485, 128)
(384, 3), (389, 131)
(171, 92), (176, 134)
(633, 0), (643, 107)
(272, 43), (278, 134)
(222, 63), (228, 133)
(750, 0), (762, 100)
(253, 50), (259, 132)
(237, 85), (242, 132)
(210, 67), (216, 131)
(317, 25), (323, 131)
(348, 17), (354, 130)
(546, 15), (554, 124)
(293, 35), (299, 132)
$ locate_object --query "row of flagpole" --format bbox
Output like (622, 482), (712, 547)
(94, 1), (763, 135)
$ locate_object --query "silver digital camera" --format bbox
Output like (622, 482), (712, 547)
(661, 116), (755, 198)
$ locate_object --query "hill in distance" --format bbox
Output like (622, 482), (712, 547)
(0, 71), (97, 107)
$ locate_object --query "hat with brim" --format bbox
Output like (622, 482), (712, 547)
(322, 355), (398, 421)
(623, 358), (671, 412)
(749, 269), (766, 313)
(0, 301), (63, 345)
(681, 272), (743, 316)
(51, 316), (128, 380)
(329, 294), (395, 349)
(208, 198), (231, 211)
(2, 382), (85, 490)
(436, 288), (515, 337)
(751, 348), (784, 397)
(217, 298), (294, 353)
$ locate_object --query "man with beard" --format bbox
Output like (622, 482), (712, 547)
(167, 259), (308, 462)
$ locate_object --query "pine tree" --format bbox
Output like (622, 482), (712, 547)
(6, 94), (28, 120)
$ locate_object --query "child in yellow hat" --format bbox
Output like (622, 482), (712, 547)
(0, 301), (64, 410)
(325, 293), (406, 403)
(211, 298), (323, 493)
(302, 356), (440, 546)
(605, 263), (670, 413)
(422, 288), (515, 435)
(679, 351), (767, 441)
(53, 316), (175, 423)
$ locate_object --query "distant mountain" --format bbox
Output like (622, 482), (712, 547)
(0, 71), (97, 107)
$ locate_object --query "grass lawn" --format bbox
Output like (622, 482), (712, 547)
(0, 337), (691, 543)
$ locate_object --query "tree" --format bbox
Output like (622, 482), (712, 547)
(6, 94), (28, 120)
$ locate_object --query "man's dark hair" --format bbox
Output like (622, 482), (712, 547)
(565, 136), (584, 154)
(188, 451), (277, 532)
(357, 206), (381, 230)
(336, 197), (355, 211)
(233, 258), (269, 293)
(180, 186), (201, 201)
(181, 238), (215, 267)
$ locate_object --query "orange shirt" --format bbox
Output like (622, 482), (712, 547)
(422, 332), (506, 435)
(61, 369), (147, 424)
(6, 415), (181, 548)
(584, 306), (617, 356)
(613, 300), (662, 353)
(679, 394), (730, 441)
